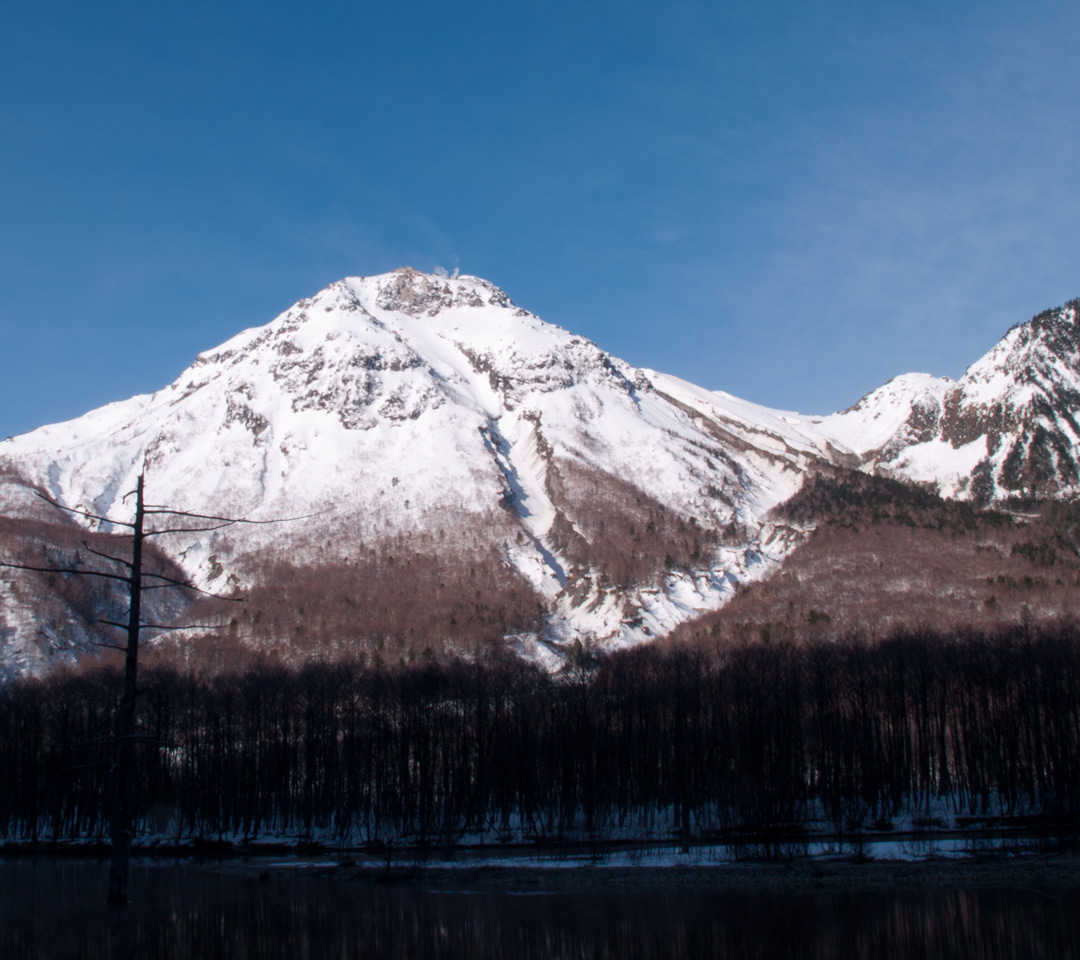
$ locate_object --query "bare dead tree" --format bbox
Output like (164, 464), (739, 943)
(0, 471), (307, 905)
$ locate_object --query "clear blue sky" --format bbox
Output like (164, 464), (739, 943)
(4, 0), (1080, 438)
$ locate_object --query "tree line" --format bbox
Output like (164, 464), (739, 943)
(3, 623), (1080, 846)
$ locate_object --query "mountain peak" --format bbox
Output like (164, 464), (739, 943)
(364, 268), (516, 318)
(965, 299), (1080, 387)
(1, 268), (815, 675)
(811, 297), (1080, 502)
(6, 274), (1080, 677)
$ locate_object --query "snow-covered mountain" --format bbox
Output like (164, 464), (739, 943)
(2, 270), (1078, 677)
(0, 269), (825, 674)
(805, 300), (1080, 502)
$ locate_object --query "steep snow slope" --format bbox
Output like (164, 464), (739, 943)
(0, 270), (821, 673)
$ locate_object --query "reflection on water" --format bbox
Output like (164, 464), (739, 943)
(2, 858), (1079, 959)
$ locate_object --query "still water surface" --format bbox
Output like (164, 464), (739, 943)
(3, 857), (1079, 959)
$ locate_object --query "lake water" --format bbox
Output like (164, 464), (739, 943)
(3, 857), (1080, 959)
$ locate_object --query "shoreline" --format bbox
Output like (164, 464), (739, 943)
(2, 822), (1067, 859)
(7, 835), (1080, 894)
(206, 851), (1080, 894)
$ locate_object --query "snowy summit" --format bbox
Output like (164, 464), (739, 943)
(1, 270), (1079, 676)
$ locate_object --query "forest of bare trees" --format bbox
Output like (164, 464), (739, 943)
(3, 623), (1080, 848)
(550, 460), (721, 589)
(676, 471), (1080, 644)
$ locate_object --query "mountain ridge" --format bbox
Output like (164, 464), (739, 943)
(2, 269), (1079, 676)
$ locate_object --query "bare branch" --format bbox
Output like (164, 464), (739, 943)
(90, 639), (129, 652)
(138, 571), (203, 587)
(83, 541), (133, 569)
(132, 568), (242, 600)
(144, 521), (239, 537)
(143, 507), (323, 525)
(0, 559), (130, 584)
(34, 490), (135, 528)
(140, 580), (244, 601)
(3, 551), (238, 600)
(138, 622), (228, 631)
(0, 557), (185, 588)
(100, 614), (225, 632)
(33, 488), (315, 530)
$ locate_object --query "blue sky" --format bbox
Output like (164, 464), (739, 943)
(3, 1), (1080, 437)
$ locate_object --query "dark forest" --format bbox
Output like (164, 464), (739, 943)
(4, 624), (1080, 847)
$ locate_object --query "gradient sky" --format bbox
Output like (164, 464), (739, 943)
(3, 0), (1080, 438)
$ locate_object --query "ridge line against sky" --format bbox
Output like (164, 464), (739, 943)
(3, 0), (1080, 438)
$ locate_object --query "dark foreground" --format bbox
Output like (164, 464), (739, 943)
(5, 854), (1080, 959)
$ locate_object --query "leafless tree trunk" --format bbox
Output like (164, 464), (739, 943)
(107, 473), (144, 905)
(0, 470), (305, 905)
